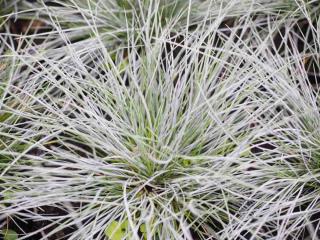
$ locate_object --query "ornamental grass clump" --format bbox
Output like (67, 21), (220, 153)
(248, 77), (320, 238)
(1, 0), (320, 240)
(229, 9), (320, 238)
(0, 16), (279, 238)
(16, 0), (303, 60)
(260, 75), (320, 238)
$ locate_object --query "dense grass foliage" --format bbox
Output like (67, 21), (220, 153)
(1, 0), (320, 239)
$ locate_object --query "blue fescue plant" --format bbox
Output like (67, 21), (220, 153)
(1, 0), (320, 240)
(0, 14), (281, 239)
(16, 0), (303, 62)
(228, 7), (320, 238)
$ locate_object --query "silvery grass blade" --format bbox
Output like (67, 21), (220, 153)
(0, 15), (284, 239)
